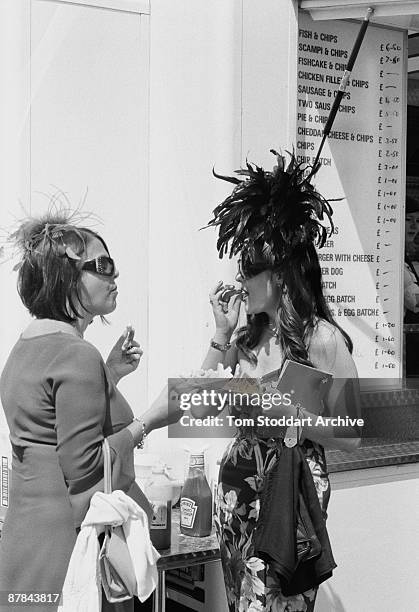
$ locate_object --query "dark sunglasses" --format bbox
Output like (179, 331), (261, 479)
(81, 255), (116, 277)
(238, 259), (270, 279)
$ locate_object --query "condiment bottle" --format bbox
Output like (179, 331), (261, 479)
(180, 453), (212, 537)
(147, 467), (174, 550)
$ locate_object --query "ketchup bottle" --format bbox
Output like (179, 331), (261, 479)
(180, 453), (212, 537)
(147, 467), (174, 550)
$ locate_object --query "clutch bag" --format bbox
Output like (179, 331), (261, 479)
(99, 438), (137, 603)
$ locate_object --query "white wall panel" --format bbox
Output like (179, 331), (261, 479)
(317, 464), (419, 611)
(2, 0), (150, 413)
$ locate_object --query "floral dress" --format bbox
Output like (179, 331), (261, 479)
(214, 321), (358, 611)
(215, 431), (330, 612)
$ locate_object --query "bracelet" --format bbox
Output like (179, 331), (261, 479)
(133, 418), (147, 449)
(210, 339), (231, 352)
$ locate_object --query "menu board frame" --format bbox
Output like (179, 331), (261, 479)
(297, 11), (408, 394)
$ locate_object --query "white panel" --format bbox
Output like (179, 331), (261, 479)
(29, 1), (149, 409)
(241, 0), (299, 164)
(0, 0), (32, 432)
(318, 465), (419, 611)
(147, 0), (243, 467)
(36, 0), (150, 14)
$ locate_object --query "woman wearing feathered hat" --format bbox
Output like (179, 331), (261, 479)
(202, 151), (361, 612)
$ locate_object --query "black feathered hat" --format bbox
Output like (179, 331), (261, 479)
(205, 150), (334, 270)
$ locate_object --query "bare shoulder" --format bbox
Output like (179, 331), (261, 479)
(309, 319), (343, 349)
(308, 319), (352, 373)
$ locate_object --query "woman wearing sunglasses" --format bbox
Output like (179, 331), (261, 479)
(0, 211), (178, 611)
(202, 152), (361, 612)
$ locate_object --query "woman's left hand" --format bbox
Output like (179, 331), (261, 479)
(106, 327), (143, 384)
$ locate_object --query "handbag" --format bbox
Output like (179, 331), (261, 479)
(254, 425), (335, 596)
(285, 429), (322, 568)
(99, 438), (137, 603)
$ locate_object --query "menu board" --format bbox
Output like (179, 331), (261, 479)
(297, 13), (406, 382)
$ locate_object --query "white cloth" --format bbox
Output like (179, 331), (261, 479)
(59, 490), (160, 612)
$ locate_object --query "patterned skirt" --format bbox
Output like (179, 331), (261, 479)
(215, 435), (331, 612)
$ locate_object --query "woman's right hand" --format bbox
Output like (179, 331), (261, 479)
(209, 281), (242, 340)
(142, 379), (198, 432)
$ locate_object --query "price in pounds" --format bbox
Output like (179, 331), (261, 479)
(379, 55), (400, 64)
(380, 43), (401, 52)
(379, 96), (400, 104)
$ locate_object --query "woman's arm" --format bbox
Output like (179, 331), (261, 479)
(105, 327), (143, 385)
(127, 382), (187, 438)
(53, 342), (138, 527)
(201, 281), (241, 371)
(132, 282), (244, 438)
(201, 335), (239, 372)
(300, 322), (361, 451)
(53, 342), (201, 525)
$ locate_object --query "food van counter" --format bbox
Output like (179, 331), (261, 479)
(156, 509), (219, 571)
(151, 436), (419, 611)
(151, 509), (220, 612)
(326, 384), (419, 472)
(326, 440), (419, 472)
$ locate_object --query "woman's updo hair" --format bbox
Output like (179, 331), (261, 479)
(13, 211), (109, 322)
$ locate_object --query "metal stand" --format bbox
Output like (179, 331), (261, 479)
(153, 570), (166, 612)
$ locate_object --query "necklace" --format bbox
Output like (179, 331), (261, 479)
(267, 323), (279, 337)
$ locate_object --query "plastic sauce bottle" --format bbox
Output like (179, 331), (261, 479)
(147, 468), (174, 550)
(180, 453), (212, 537)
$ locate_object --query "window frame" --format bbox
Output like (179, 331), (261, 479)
(42, 0), (150, 15)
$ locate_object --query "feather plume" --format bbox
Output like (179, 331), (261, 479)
(1, 194), (101, 268)
(206, 150), (334, 266)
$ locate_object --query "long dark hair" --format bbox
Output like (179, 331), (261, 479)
(235, 243), (353, 366)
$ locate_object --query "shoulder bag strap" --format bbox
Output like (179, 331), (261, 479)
(102, 438), (112, 535)
(103, 438), (112, 495)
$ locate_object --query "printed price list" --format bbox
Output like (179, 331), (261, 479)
(297, 14), (405, 378)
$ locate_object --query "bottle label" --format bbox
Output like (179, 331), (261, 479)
(150, 500), (167, 529)
(180, 497), (198, 528)
(189, 455), (204, 468)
